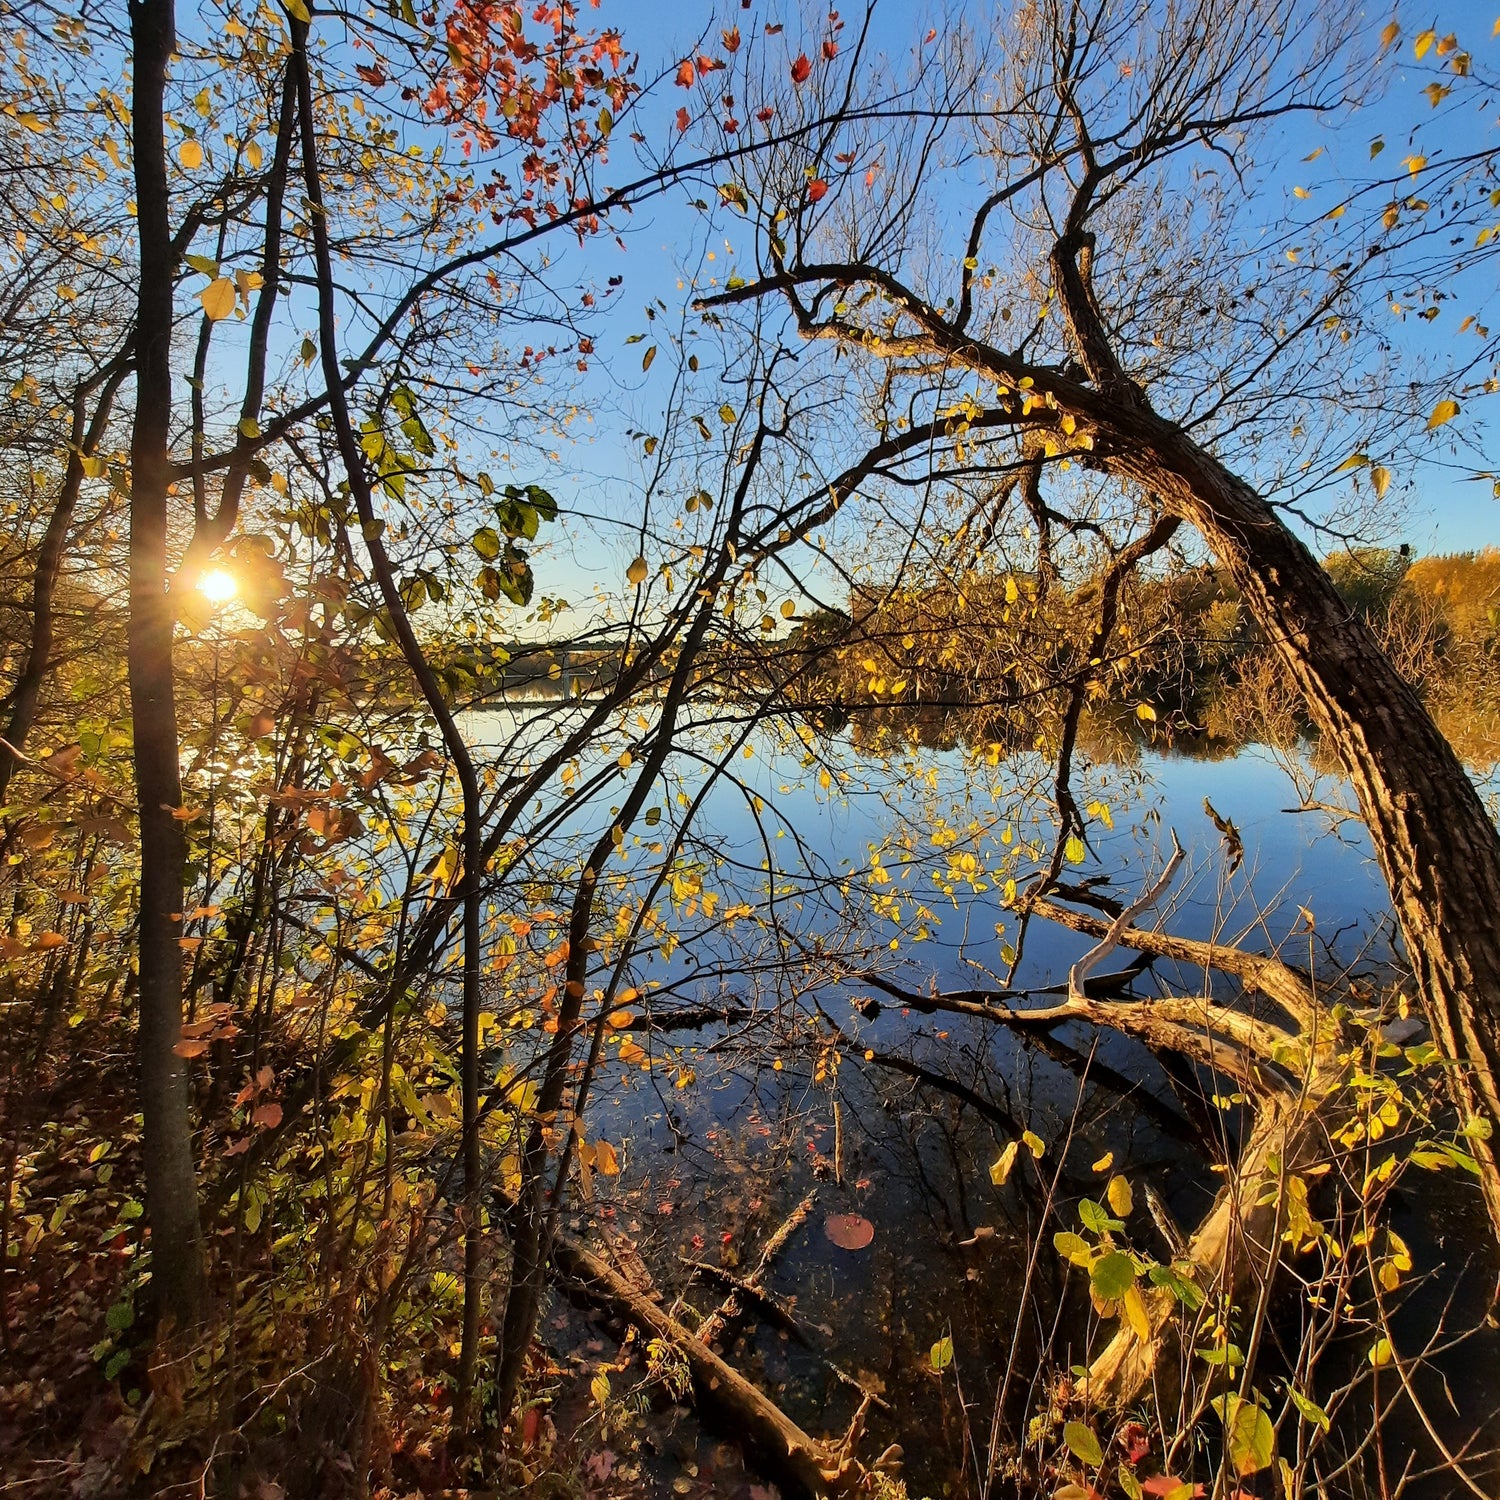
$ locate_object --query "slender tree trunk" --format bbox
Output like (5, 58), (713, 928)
(288, 17), (489, 1428)
(0, 363), (130, 803)
(128, 0), (205, 1330)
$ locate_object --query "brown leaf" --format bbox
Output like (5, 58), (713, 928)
(824, 1213), (875, 1250)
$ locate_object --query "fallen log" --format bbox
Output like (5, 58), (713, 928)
(546, 1222), (867, 1497)
(698, 1188), (817, 1349)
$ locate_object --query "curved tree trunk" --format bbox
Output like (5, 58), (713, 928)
(1100, 410), (1500, 1234)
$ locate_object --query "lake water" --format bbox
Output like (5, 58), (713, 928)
(460, 707), (1497, 1496)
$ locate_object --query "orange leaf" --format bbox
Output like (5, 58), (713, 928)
(251, 1102), (283, 1129)
(32, 931), (66, 949)
(822, 38), (839, 59)
(807, 178), (828, 203)
(790, 53), (812, 84)
(675, 58), (695, 87)
(722, 26), (740, 52)
(173, 1039), (210, 1058)
(676, 106), (690, 132)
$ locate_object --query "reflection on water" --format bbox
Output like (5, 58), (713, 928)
(458, 708), (1498, 1495)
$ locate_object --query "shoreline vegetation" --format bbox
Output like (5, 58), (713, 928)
(7, 4), (1500, 1498)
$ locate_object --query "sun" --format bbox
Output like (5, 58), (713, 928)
(198, 568), (237, 605)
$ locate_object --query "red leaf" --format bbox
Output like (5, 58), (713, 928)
(790, 53), (812, 84)
(807, 178), (828, 203)
(924, 27), (937, 43)
(822, 38), (839, 60)
(676, 107), (690, 132)
(825, 1213), (874, 1250)
(756, 106), (774, 123)
(675, 58), (695, 87)
(251, 1102), (284, 1130)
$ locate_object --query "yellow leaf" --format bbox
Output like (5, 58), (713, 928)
(198, 277), (235, 320)
(1371, 465), (1391, 498)
(1334, 452), (1369, 472)
(178, 138), (203, 169)
(1426, 398), (1460, 430)
(1107, 1174), (1134, 1217)
(1021, 1129), (1045, 1158)
(1293, 185), (1310, 199)
(1379, 19), (1400, 50)
(1092, 1151), (1114, 1173)
(626, 555), (648, 586)
(989, 1140), (1020, 1186)
(1413, 27), (1435, 58)
(594, 1140), (620, 1175)
(245, 139), (263, 170)
(1135, 702), (1157, 722)
(1123, 1282), (1151, 1339)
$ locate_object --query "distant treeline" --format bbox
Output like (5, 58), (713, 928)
(751, 548), (1500, 766)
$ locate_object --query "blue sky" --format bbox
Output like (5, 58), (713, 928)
(504, 0), (1500, 599)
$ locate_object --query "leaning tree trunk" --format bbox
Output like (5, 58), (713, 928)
(1029, 231), (1500, 1238)
(1103, 410), (1500, 1234)
(127, 0), (206, 1331)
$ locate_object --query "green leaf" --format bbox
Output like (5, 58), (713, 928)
(472, 526), (502, 561)
(1148, 1263), (1204, 1309)
(283, 0), (311, 22)
(1287, 1386), (1330, 1432)
(1090, 1249), (1138, 1301)
(1078, 1198), (1123, 1235)
(103, 1348), (131, 1380)
(1223, 1396), (1276, 1476)
(930, 1334), (954, 1371)
(719, 403), (736, 424)
(105, 1300), (134, 1333)
(1062, 1420), (1103, 1467)
(184, 253), (220, 276)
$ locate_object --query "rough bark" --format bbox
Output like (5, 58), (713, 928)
(1100, 412), (1500, 1234)
(127, 0), (206, 1330)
